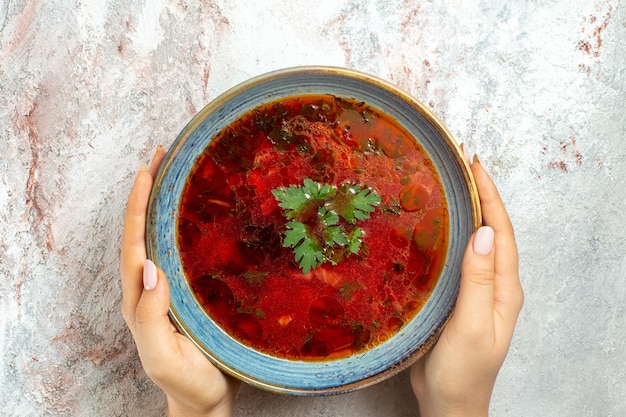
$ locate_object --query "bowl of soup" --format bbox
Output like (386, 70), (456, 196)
(146, 66), (481, 395)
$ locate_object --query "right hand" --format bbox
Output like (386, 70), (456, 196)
(410, 155), (524, 417)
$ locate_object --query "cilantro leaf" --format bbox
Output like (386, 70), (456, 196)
(352, 186), (381, 220)
(328, 226), (349, 247)
(330, 184), (381, 224)
(319, 206), (339, 227)
(282, 221), (308, 247)
(348, 227), (364, 254)
(302, 178), (335, 201)
(283, 221), (324, 274)
(272, 179), (380, 273)
(271, 178), (335, 221)
(271, 185), (310, 219)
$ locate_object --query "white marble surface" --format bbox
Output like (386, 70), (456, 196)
(1, 1), (625, 416)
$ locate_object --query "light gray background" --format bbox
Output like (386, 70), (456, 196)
(1, 1), (624, 416)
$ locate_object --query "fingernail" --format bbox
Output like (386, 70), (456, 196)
(143, 259), (158, 290)
(148, 144), (163, 166)
(461, 143), (472, 166)
(472, 154), (487, 171)
(136, 163), (148, 179)
(473, 226), (494, 255)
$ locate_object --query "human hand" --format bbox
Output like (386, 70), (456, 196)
(410, 154), (524, 417)
(120, 145), (240, 417)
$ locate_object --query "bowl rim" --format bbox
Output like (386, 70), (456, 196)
(147, 65), (482, 395)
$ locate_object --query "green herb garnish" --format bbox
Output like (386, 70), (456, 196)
(271, 179), (381, 274)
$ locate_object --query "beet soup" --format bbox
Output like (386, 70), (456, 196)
(177, 95), (449, 360)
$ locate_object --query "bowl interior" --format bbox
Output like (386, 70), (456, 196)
(147, 66), (480, 395)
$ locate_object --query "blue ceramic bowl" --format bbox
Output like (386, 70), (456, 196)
(146, 66), (480, 395)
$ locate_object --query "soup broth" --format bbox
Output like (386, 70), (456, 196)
(177, 95), (448, 360)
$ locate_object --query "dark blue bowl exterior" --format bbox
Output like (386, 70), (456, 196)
(146, 66), (480, 395)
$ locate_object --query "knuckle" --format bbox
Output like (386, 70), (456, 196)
(466, 267), (495, 286)
(133, 302), (158, 325)
(134, 302), (154, 325)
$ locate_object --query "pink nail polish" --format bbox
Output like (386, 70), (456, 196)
(143, 259), (158, 290)
(473, 226), (494, 255)
(461, 144), (472, 166)
(148, 144), (164, 166)
(473, 154), (490, 174)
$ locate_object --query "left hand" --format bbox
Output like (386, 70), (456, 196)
(120, 145), (241, 417)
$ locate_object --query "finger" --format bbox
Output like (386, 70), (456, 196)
(471, 158), (518, 272)
(133, 261), (179, 378)
(453, 226), (496, 331)
(120, 166), (154, 328)
(471, 157), (523, 319)
(148, 144), (167, 178)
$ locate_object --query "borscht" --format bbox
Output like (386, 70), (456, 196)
(177, 95), (449, 360)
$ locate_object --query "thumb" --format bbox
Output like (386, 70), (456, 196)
(453, 226), (496, 322)
(133, 260), (177, 366)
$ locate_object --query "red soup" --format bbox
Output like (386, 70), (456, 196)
(178, 95), (448, 360)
